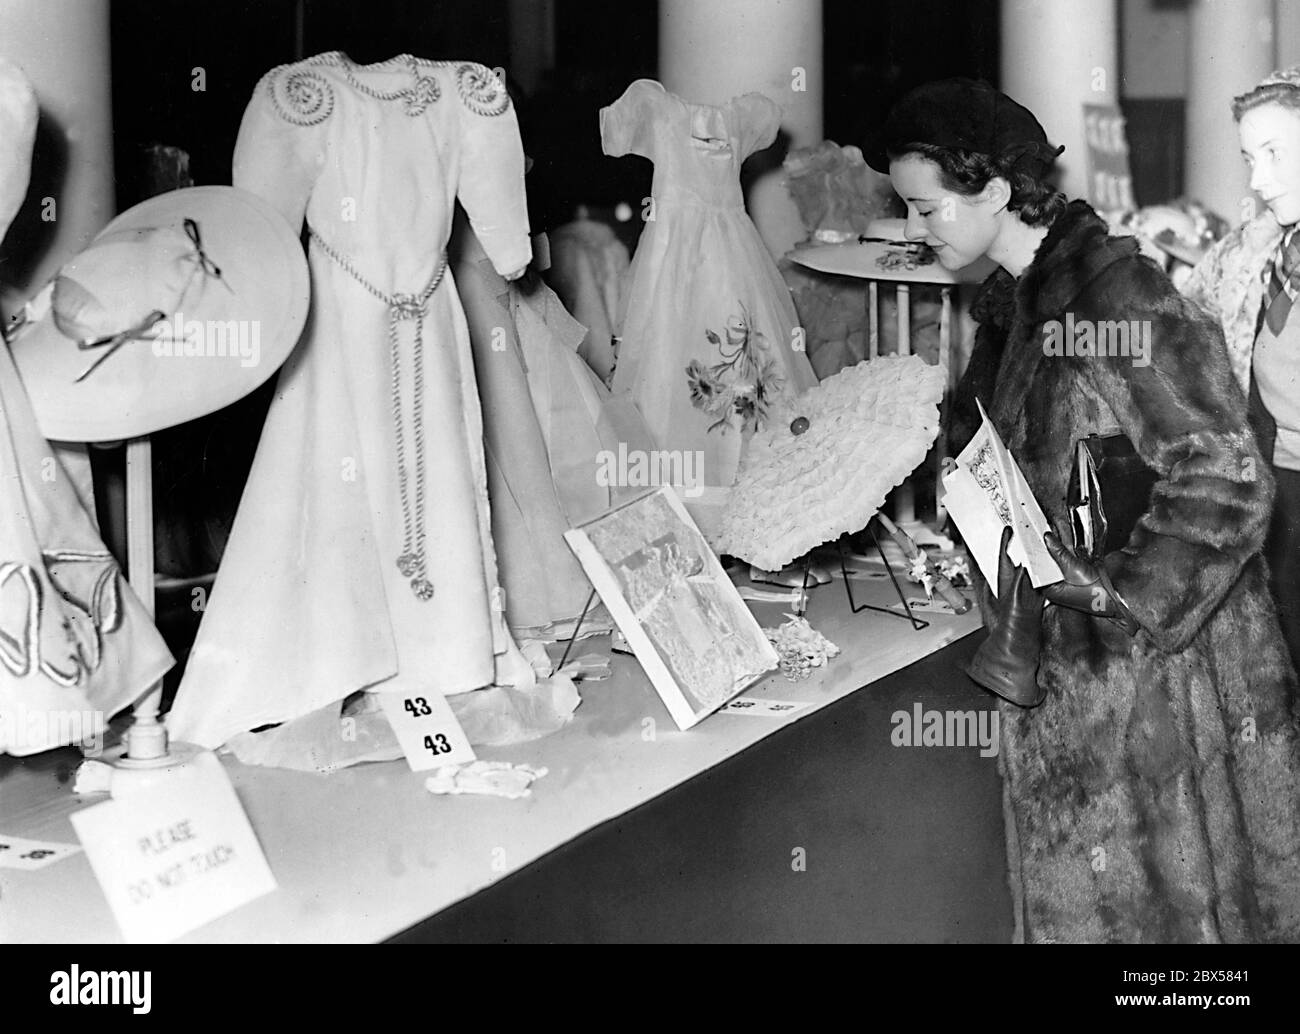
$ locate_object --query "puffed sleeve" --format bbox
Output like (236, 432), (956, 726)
(0, 61), (36, 239)
(453, 63), (532, 278)
(1076, 254), (1272, 653)
(231, 63), (330, 231)
(600, 79), (663, 160)
(730, 92), (782, 162)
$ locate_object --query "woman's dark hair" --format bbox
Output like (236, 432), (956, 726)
(887, 141), (1066, 227)
(1232, 83), (1300, 122)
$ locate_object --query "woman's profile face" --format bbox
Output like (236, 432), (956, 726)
(889, 154), (1001, 270)
(1239, 101), (1300, 226)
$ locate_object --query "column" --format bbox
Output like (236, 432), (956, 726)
(0, 0), (115, 316)
(1185, 0), (1274, 222)
(1000, 0), (1118, 203)
(507, 0), (555, 96)
(1276, 0), (1300, 75)
(659, 0), (823, 259)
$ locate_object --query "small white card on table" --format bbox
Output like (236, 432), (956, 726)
(68, 750), (277, 943)
(719, 697), (811, 718)
(379, 691), (477, 772)
(0, 834), (81, 870)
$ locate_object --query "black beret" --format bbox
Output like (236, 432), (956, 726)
(866, 77), (1063, 177)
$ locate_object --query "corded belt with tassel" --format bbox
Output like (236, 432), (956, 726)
(308, 227), (448, 601)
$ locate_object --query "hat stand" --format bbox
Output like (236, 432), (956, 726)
(106, 435), (202, 795)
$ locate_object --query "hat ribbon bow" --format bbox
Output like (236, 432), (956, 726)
(73, 217), (232, 381)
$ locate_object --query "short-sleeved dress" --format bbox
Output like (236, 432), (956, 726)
(166, 53), (534, 750)
(601, 79), (818, 539)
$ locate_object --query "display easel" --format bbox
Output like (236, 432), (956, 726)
(838, 521), (930, 631)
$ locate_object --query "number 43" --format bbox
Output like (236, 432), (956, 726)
(424, 734), (451, 755)
(404, 697), (432, 717)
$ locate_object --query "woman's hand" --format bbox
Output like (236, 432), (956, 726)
(1041, 531), (1139, 636)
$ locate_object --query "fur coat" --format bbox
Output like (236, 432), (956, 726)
(1181, 208), (1285, 463)
(1181, 207), (1282, 396)
(951, 200), (1300, 943)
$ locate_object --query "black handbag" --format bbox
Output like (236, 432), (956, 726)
(1067, 433), (1159, 560)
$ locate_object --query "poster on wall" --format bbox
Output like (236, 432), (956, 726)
(1083, 103), (1136, 213)
(565, 487), (778, 730)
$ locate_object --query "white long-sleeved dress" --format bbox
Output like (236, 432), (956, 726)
(167, 54), (533, 749)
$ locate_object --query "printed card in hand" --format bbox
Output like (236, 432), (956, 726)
(941, 400), (1063, 593)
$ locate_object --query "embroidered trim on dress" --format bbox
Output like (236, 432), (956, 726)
(0, 550), (124, 686)
(456, 63), (510, 116)
(267, 66), (335, 126)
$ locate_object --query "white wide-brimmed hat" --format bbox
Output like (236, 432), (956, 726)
(788, 217), (998, 285)
(8, 185), (309, 442)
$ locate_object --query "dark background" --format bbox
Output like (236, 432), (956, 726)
(109, 0), (1001, 226)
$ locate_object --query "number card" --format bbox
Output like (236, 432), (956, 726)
(888, 596), (963, 616)
(0, 834), (81, 870)
(719, 697), (811, 718)
(378, 692), (477, 772)
(68, 750), (277, 943)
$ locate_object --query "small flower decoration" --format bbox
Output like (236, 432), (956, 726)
(688, 302), (785, 435)
(763, 614), (841, 681)
(686, 359), (720, 407)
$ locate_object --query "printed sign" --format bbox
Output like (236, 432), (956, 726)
(1083, 103), (1136, 212)
(69, 750), (277, 943)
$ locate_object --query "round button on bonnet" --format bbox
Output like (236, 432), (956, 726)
(790, 416), (810, 435)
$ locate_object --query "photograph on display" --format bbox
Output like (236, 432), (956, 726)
(565, 487), (777, 730)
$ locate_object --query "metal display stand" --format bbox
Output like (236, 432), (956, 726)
(838, 521), (929, 631)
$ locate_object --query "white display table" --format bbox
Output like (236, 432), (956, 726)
(0, 569), (980, 943)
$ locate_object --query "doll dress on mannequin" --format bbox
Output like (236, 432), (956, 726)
(601, 79), (818, 542)
(450, 209), (663, 646)
(0, 59), (173, 756)
(449, 209), (606, 641)
(166, 54), (579, 759)
(545, 209), (630, 384)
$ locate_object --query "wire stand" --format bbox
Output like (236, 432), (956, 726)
(838, 520), (929, 631)
(555, 589), (599, 671)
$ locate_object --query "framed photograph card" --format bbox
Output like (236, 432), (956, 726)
(565, 487), (778, 730)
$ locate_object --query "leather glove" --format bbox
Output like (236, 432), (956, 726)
(966, 525), (1046, 707)
(1041, 531), (1140, 636)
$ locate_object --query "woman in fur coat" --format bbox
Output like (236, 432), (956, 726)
(870, 78), (1300, 943)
